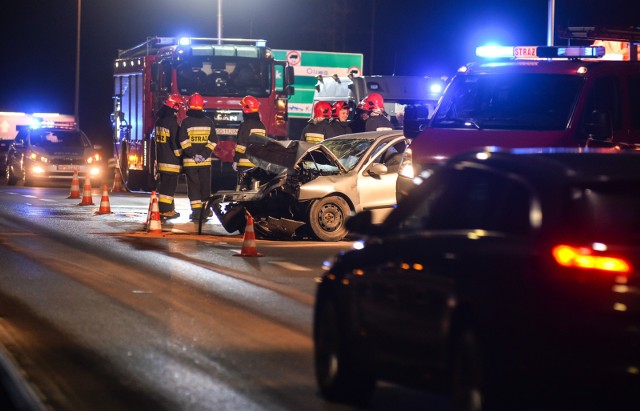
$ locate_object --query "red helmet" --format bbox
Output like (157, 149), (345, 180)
(188, 93), (204, 110)
(332, 101), (349, 118)
(164, 93), (183, 110)
(363, 92), (384, 111)
(313, 101), (333, 119)
(240, 95), (260, 114)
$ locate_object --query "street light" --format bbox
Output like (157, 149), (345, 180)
(548, 0), (555, 46)
(217, 0), (223, 44)
(75, 0), (81, 127)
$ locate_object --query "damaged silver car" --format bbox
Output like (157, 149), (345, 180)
(200, 130), (408, 241)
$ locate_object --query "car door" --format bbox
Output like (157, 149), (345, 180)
(356, 165), (536, 372)
(356, 137), (406, 223)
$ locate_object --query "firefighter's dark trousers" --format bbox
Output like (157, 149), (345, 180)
(157, 172), (180, 214)
(184, 166), (212, 219)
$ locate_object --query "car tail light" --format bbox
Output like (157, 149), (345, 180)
(552, 244), (632, 274)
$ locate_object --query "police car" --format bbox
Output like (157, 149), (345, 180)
(5, 117), (105, 186)
(397, 41), (640, 201)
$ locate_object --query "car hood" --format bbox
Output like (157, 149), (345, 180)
(246, 137), (345, 175)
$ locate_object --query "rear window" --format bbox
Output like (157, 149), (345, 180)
(432, 73), (583, 131)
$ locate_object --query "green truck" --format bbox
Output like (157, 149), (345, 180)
(272, 49), (363, 138)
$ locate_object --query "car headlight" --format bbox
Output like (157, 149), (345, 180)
(29, 152), (49, 163)
(87, 154), (102, 164)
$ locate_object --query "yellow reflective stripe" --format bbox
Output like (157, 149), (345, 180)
(155, 127), (170, 143)
(183, 159), (212, 167)
(190, 201), (203, 208)
(158, 163), (181, 173)
(158, 194), (174, 204)
(305, 133), (324, 143)
(180, 140), (192, 149)
(206, 142), (217, 150)
(249, 128), (266, 135)
(188, 127), (211, 143)
(173, 149), (182, 157)
(238, 159), (255, 167)
(235, 144), (247, 153)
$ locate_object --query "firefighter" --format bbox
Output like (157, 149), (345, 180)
(179, 93), (217, 221)
(301, 101), (335, 143)
(155, 93), (183, 219)
(233, 95), (266, 186)
(330, 101), (352, 136)
(363, 92), (394, 132)
(349, 100), (369, 133)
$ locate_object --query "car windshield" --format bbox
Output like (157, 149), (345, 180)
(30, 129), (87, 149)
(432, 73), (583, 131)
(321, 138), (375, 171)
(565, 181), (640, 240)
(175, 56), (271, 97)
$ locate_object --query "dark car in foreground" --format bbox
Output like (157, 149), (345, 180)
(313, 148), (640, 410)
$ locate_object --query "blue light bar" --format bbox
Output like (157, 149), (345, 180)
(476, 46), (514, 59)
(477, 45), (606, 60)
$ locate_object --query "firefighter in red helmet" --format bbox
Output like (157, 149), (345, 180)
(233, 95), (267, 186)
(330, 101), (352, 136)
(300, 101), (336, 143)
(178, 93), (217, 221)
(363, 92), (393, 132)
(155, 93), (183, 219)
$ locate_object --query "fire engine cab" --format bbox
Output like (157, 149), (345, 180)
(111, 37), (295, 191)
(397, 27), (640, 200)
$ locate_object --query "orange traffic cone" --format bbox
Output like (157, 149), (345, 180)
(111, 167), (126, 193)
(67, 169), (81, 199)
(146, 190), (157, 225)
(95, 184), (112, 215)
(147, 194), (163, 235)
(78, 176), (94, 206)
(234, 212), (263, 257)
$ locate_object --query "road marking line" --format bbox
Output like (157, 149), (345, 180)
(270, 261), (312, 271)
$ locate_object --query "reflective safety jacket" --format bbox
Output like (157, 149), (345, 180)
(301, 119), (336, 143)
(154, 110), (181, 174)
(365, 112), (394, 132)
(234, 114), (266, 168)
(179, 111), (217, 167)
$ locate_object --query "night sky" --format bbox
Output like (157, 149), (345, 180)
(1, 0), (636, 147)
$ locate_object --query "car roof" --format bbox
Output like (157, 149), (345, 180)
(448, 148), (640, 184)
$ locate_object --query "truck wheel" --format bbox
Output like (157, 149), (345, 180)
(308, 196), (350, 241)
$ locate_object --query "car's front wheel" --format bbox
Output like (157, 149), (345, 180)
(6, 160), (19, 186)
(313, 301), (375, 405)
(308, 196), (350, 241)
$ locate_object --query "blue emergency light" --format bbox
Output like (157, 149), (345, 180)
(476, 45), (606, 59)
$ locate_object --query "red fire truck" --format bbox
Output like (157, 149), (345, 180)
(111, 37), (295, 191)
(397, 27), (640, 201)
